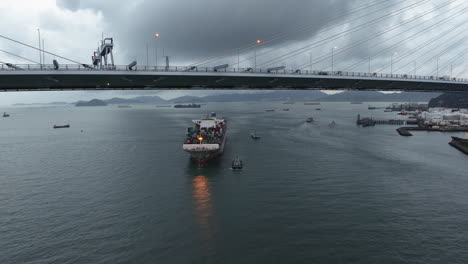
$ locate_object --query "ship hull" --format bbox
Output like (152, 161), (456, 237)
(185, 136), (227, 166)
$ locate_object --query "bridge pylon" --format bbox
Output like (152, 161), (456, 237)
(92, 37), (115, 70)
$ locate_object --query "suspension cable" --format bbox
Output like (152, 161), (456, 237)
(0, 48), (40, 64)
(394, 31), (468, 74)
(256, 0), (430, 68)
(299, 1), (466, 72)
(0, 34), (84, 65)
(189, 0), (394, 67)
(342, 4), (468, 72)
(228, 0), (411, 69)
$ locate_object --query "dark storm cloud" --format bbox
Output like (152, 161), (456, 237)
(56, 0), (364, 63)
(51, 0), (468, 76)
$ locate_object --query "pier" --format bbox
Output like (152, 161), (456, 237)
(449, 137), (468, 155)
(357, 114), (406, 127)
(396, 126), (468, 137)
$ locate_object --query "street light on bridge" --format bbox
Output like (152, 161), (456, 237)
(436, 57), (443, 78)
(155, 33), (160, 68)
(331, 46), (338, 73)
(255, 39), (262, 71)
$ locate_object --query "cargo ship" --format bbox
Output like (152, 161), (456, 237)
(183, 112), (227, 166)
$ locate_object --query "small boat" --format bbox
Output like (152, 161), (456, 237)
(118, 105), (132, 108)
(53, 124), (70, 129)
(368, 106), (378, 110)
(283, 108), (290, 111)
(250, 131), (261, 140)
(265, 109), (275, 112)
(232, 156), (243, 171)
(315, 108), (321, 111)
(397, 111), (408, 115)
(329, 121), (336, 127)
(350, 102), (363, 104)
(306, 117), (314, 123)
(3, 112), (10, 117)
(304, 102), (320, 105)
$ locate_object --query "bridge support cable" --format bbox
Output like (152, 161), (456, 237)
(0, 48), (40, 64)
(455, 65), (468, 79)
(376, 32), (468, 74)
(428, 47), (468, 77)
(380, 31), (468, 75)
(255, 0), (433, 69)
(188, 0), (396, 68)
(228, 0), (420, 70)
(278, 0), (461, 72)
(342, 5), (468, 72)
(297, 1), (468, 72)
(383, 31), (468, 75)
(0, 34), (84, 65)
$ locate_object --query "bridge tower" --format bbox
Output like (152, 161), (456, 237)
(91, 45), (101, 68)
(94, 37), (115, 69)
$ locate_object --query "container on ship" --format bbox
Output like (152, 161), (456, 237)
(182, 112), (227, 166)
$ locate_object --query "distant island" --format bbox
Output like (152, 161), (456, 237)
(15, 91), (444, 106)
(429, 93), (468, 108)
(76, 99), (108, 107)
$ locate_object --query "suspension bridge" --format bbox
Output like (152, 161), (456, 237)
(1, 0), (468, 92)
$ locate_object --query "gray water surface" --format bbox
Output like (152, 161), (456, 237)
(1, 102), (467, 264)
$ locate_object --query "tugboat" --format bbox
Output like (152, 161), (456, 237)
(3, 112), (10, 117)
(232, 156), (243, 171)
(306, 117), (314, 123)
(250, 131), (261, 140)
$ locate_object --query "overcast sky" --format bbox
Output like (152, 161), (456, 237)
(0, 0), (467, 104)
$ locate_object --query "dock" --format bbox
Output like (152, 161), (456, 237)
(357, 114), (406, 127)
(396, 126), (468, 136)
(449, 137), (468, 155)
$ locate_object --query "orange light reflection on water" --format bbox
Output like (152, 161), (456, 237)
(192, 175), (216, 255)
(192, 175), (213, 223)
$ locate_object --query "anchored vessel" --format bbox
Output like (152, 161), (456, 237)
(250, 131), (261, 140)
(232, 156), (243, 170)
(183, 113), (227, 165)
(174, 103), (201, 108)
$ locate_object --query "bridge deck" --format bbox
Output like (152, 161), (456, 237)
(1, 65), (467, 92)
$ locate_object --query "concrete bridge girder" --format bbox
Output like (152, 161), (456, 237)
(0, 71), (467, 92)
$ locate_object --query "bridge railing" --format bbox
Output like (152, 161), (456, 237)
(1, 63), (467, 83)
